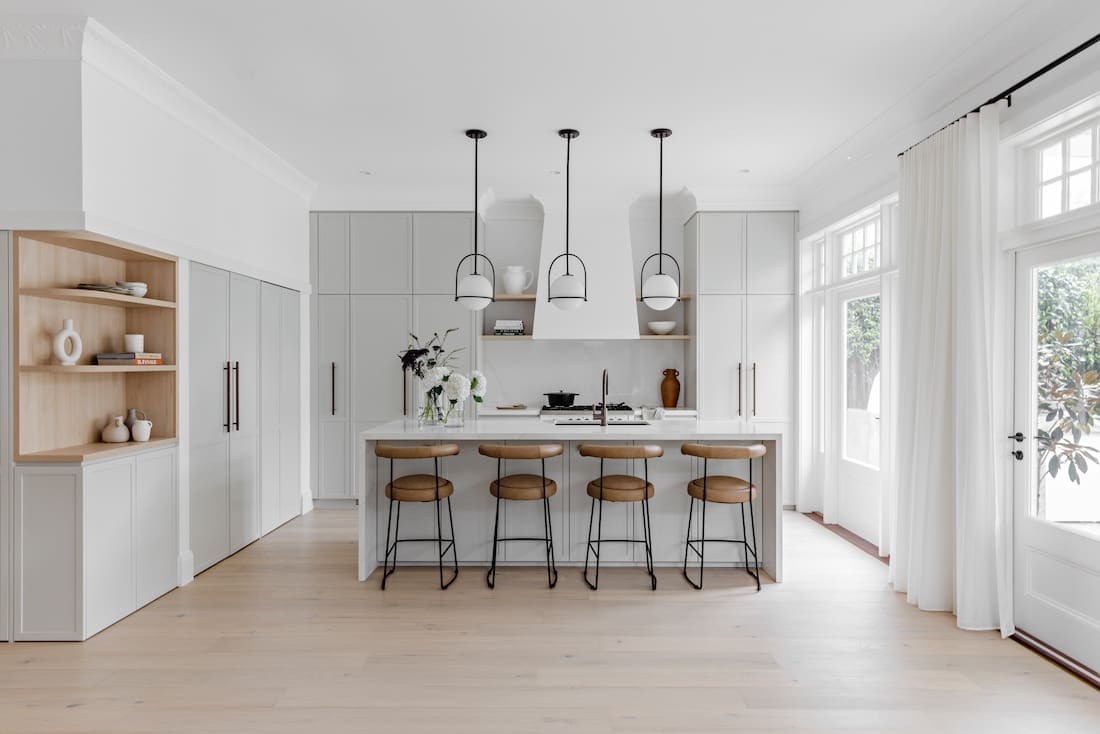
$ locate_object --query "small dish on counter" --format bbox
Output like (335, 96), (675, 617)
(647, 320), (676, 335)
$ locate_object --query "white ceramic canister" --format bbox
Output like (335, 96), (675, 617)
(500, 265), (534, 295)
(102, 415), (130, 443)
(131, 418), (153, 442)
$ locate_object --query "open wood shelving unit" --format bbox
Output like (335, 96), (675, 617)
(12, 231), (179, 463)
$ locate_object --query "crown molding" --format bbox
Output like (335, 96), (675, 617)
(79, 18), (315, 201)
(0, 15), (85, 60)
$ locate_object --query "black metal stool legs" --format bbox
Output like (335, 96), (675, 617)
(436, 495), (459, 590)
(683, 455), (760, 591)
(583, 494), (603, 590)
(380, 456), (458, 591)
(487, 493), (502, 589)
(584, 457), (656, 591)
(485, 456), (558, 590)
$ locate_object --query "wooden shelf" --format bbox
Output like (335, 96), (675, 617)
(20, 288), (176, 309)
(481, 334), (533, 340)
(16, 438), (179, 464)
(639, 335), (691, 340)
(493, 293), (536, 301)
(637, 294), (693, 302)
(20, 364), (176, 374)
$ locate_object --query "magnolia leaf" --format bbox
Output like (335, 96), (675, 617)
(1049, 456), (1060, 478)
(1075, 454), (1088, 472)
(1069, 463), (1079, 483)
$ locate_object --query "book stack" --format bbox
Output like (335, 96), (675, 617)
(493, 320), (525, 336)
(96, 352), (164, 366)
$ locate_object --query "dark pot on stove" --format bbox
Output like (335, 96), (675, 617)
(544, 390), (578, 408)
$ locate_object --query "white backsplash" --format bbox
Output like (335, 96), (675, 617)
(478, 339), (688, 411)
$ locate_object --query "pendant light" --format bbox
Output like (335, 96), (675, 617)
(454, 129), (495, 310)
(547, 128), (587, 310)
(640, 128), (680, 311)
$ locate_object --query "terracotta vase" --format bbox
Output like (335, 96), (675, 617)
(660, 368), (680, 408)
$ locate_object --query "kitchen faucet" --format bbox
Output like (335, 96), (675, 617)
(596, 369), (609, 427)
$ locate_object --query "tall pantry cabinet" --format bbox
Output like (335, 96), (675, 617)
(311, 212), (475, 499)
(685, 211), (797, 504)
(190, 264), (302, 573)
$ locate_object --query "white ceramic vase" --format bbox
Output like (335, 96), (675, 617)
(53, 319), (83, 366)
(101, 415), (130, 443)
(131, 418), (153, 442)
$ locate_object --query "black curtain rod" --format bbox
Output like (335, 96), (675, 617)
(898, 30), (1100, 157)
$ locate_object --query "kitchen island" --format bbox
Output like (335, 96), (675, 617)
(358, 418), (785, 584)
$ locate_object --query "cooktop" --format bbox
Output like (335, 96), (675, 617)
(541, 403), (634, 413)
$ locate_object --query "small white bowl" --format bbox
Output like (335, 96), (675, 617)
(117, 281), (148, 298)
(647, 320), (676, 335)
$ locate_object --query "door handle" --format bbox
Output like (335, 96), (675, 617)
(331, 361), (336, 416)
(233, 361), (241, 431)
(1008, 432), (1025, 443)
(752, 362), (757, 417)
(223, 362), (231, 432)
(1012, 450), (1024, 461)
(737, 362), (742, 417)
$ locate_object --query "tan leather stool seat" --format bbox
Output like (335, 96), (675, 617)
(687, 475), (756, 504)
(385, 474), (455, 502)
(490, 473), (557, 501)
(587, 474), (655, 502)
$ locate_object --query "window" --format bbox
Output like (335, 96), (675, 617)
(838, 217), (881, 278)
(1034, 122), (1100, 219)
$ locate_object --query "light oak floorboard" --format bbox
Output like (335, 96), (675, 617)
(1, 510), (1098, 733)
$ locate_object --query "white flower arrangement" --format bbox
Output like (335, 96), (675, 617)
(470, 370), (487, 401)
(398, 328), (487, 425)
(444, 372), (471, 403)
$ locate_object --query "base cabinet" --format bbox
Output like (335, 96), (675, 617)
(13, 447), (178, 641)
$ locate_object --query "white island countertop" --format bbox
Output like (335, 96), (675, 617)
(358, 418), (786, 586)
(362, 417), (782, 442)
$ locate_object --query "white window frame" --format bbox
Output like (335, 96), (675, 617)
(1020, 113), (1100, 224)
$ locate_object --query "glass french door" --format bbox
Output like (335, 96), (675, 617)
(1014, 235), (1100, 672)
(834, 281), (883, 545)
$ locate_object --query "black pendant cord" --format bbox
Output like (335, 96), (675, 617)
(565, 132), (571, 276)
(899, 30), (1100, 157)
(472, 134), (479, 275)
(657, 133), (664, 275)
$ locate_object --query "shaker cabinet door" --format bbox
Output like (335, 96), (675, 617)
(746, 212), (796, 295)
(350, 213), (412, 294)
(697, 213), (746, 293)
(413, 213), (473, 294)
(315, 213), (349, 294)
(350, 295), (413, 421)
(746, 294), (794, 422)
(696, 295), (745, 420)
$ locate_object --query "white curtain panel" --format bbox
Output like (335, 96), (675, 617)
(892, 102), (1013, 635)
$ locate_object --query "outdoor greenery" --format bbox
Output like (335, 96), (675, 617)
(1036, 258), (1100, 485)
(846, 295), (881, 410)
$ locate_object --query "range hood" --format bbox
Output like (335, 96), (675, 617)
(532, 187), (640, 340)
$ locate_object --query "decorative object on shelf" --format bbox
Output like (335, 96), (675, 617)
(124, 408), (144, 434)
(647, 320), (676, 335)
(131, 415), (153, 442)
(454, 129), (496, 311)
(640, 128), (680, 311)
(52, 319), (83, 366)
(116, 280), (148, 298)
(96, 352), (163, 366)
(101, 415), (130, 443)
(661, 368), (681, 408)
(492, 319), (525, 336)
(500, 265), (534, 295)
(77, 283), (137, 295)
(548, 129), (587, 310)
(124, 333), (145, 352)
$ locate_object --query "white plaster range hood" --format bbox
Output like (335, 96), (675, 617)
(531, 186), (640, 340)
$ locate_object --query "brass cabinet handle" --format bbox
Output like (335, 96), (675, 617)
(752, 362), (757, 417)
(737, 362), (742, 417)
(233, 361), (241, 431)
(223, 362), (231, 431)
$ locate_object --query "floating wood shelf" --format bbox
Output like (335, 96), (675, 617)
(639, 335), (692, 340)
(493, 293), (537, 301)
(481, 334), (533, 340)
(637, 294), (693, 302)
(20, 288), (176, 309)
(16, 438), (179, 464)
(20, 364), (177, 374)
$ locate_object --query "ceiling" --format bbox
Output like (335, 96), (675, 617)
(0, 0), (1092, 208)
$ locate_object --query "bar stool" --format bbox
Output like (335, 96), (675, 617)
(680, 443), (765, 591)
(578, 444), (663, 591)
(478, 444), (562, 589)
(375, 443), (460, 590)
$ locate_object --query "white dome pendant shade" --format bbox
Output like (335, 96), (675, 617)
(456, 272), (493, 310)
(454, 129), (495, 311)
(549, 272), (585, 311)
(641, 272), (678, 311)
(640, 128), (681, 312)
(548, 129), (588, 311)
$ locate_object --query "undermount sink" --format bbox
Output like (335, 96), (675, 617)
(554, 418), (651, 426)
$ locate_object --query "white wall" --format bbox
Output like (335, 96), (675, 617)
(1, 231), (11, 641)
(0, 58), (84, 229)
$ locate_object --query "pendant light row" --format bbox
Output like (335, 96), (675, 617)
(454, 128), (681, 313)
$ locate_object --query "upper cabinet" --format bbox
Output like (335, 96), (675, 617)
(692, 211), (796, 295)
(696, 212), (746, 293)
(350, 213), (412, 294)
(413, 213), (473, 294)
(315, 213), (349, 294)
(746, 212), (796, 295)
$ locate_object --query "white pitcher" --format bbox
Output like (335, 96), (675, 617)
(500, 265), (534, 295)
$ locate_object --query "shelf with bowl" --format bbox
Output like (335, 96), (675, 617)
(12, 231), (178, 462)
(16, 437), (179, 464)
